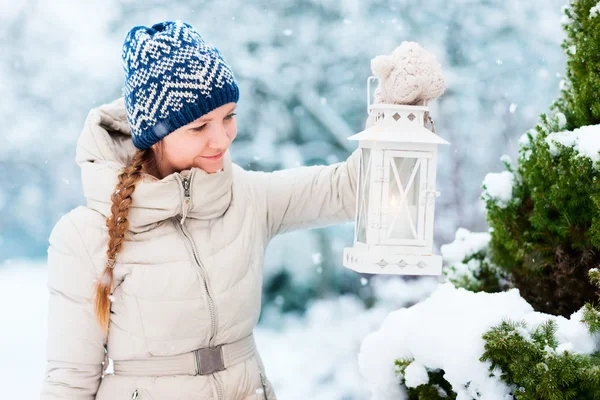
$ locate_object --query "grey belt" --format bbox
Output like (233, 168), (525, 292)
(113, 333), (257, 376)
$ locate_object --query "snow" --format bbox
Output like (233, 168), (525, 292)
(0, 259), (439, 400)
(590, 2), (600, 18)
(368, 276), (441, 309)
(403, 361), (429, 388)
(0, 261), (48, 399)
(358, 283), (598, 400)
(440, 227), (498, 286)
(482, 171), (515, 207)
(556, 111), (567, 129)
(561, 3), (575, 25)
(440, 227), (491, 265)
(545, 124), (600, 164)
(556, 342), (574, 354)
(519, 128), (537, 148)
(311, 252), (323, 264)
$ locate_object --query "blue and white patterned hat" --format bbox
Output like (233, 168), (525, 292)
(121, 20), (240, 150)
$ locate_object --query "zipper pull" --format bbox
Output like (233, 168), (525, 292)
(182, 176), (190, 197)
(180, 174), (192, 225)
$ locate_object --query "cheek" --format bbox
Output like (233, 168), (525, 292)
(168, 138), (208, 165)
(227, 120), (238, 141)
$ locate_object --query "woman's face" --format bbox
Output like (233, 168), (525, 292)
(152, 102), (237, 176)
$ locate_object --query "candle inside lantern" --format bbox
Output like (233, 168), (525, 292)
(387, 195), (418, 240)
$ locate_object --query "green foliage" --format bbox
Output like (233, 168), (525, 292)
(480, 319), (600, 399)
(484, 111), (600, 316)
(483, 0), (600, 317)
(394, 359), (456, 400)
(262, 268), (377, 316)
(582, 302), (600, 334)
(582, 268), (600, 334)
(553, 0), (600, 129)
(393, 317), (600, 400)
(264, 270), (315, 313)
(444, 249), (509, 294)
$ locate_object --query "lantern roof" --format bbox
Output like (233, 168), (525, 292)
(348, 119), (450, 145)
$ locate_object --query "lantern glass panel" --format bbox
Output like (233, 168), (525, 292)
(356, 148), (371, 243)
(384, 153), (428, 241)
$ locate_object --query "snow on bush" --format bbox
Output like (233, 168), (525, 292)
(441, 227), (491, 266)
(590, 2), (600, 18)
(439, 227), (506, 293)
(357, 283), (597, 400)
(545, 123), (600, 164)
(482, 171), (515, 208)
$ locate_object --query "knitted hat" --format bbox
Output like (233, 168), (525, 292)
(121, 20), (240, 150)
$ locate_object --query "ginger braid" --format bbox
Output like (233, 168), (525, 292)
(93, 146), (160, 335)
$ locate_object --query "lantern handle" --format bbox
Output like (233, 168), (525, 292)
(367, 76), (378, 115)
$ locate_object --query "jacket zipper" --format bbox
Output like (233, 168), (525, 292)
(175, 172), (224, 400)
(259, 371), (268, 400)
(175, 220), (219, 344)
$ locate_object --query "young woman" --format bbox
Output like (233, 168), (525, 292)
(40, 20), (360, 400)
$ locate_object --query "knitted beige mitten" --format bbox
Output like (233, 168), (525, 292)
(371, 41), (446, 106)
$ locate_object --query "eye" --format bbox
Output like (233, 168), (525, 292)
(190, 113), (235, 132)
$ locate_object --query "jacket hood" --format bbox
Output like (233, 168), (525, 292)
(75, 96), (233, 233)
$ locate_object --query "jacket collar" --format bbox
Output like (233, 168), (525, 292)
(75, 96), (233, 233)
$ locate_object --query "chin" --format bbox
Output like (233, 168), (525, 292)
(198, 162), (224, 174)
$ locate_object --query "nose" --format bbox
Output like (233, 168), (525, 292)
(207, 124), (230, 149)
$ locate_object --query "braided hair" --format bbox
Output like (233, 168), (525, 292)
(93, 145), (162, 335)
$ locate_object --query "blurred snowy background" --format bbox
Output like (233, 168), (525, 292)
(0, 0), (567, 398)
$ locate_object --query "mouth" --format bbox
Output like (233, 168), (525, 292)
(200, 152), (224, 160)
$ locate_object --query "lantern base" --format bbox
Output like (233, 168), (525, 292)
(343, 247), (442, 275)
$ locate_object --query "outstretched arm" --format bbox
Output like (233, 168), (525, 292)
(249, 148), (361, 240)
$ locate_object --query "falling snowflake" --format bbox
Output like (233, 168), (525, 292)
(312, 252), (322, 264)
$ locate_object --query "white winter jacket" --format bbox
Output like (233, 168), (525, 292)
(40, 97), (360, 399)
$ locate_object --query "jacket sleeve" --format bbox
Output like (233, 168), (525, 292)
(253, 147), (361, 240)
(40, 212), (106, 400)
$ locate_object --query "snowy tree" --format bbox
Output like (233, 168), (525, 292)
(484, 0), (600, 317)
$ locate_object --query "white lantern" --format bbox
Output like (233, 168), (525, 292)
(343, 77), (450, 275)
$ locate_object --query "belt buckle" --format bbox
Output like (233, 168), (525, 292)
(194, 345), (225, 375)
